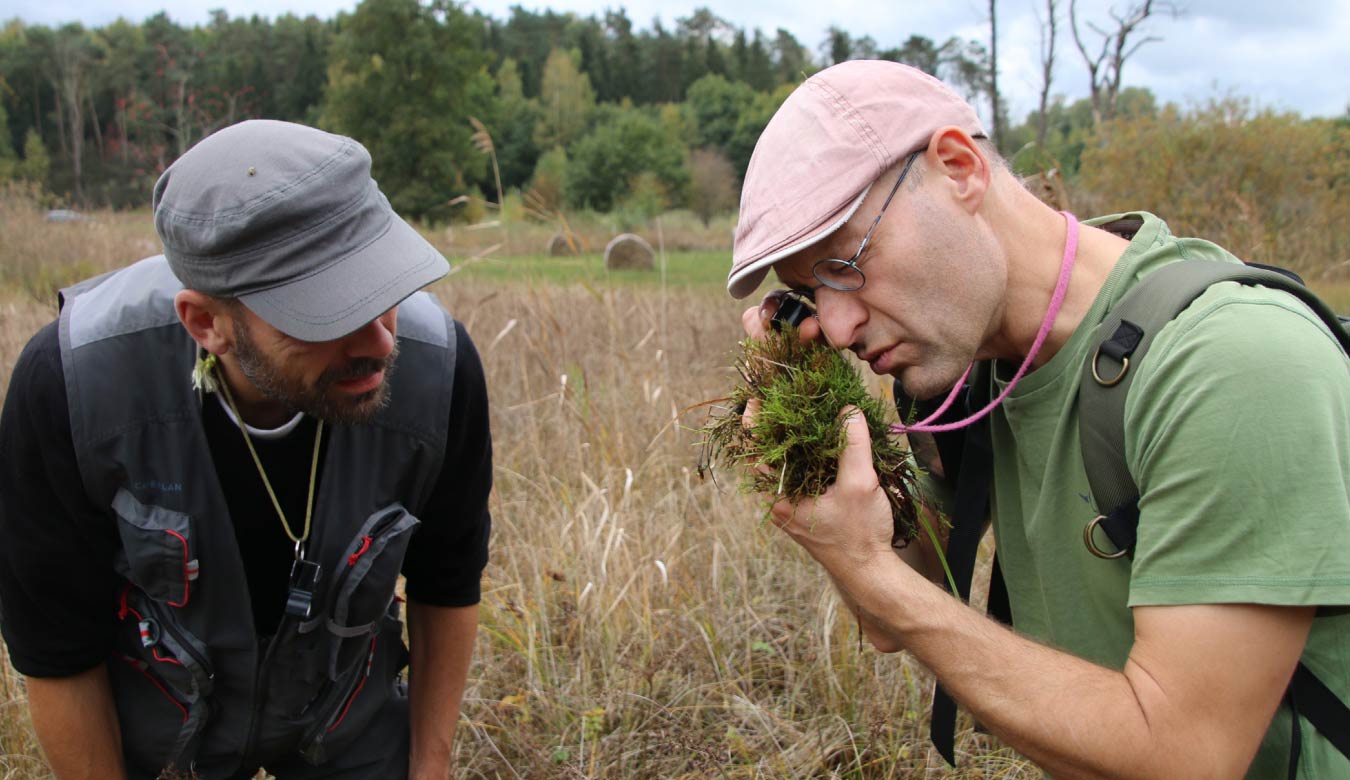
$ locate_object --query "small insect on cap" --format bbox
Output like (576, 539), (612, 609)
(153, 120), (450, 342)
(728, 60), (985, 299)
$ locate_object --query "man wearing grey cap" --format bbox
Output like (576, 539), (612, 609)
(731, 61), (1350, 777)
(0, 120), (491, 779)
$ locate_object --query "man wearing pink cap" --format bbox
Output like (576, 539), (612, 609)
(731, 60), (1350, 778)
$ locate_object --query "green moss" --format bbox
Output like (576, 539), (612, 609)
(700, 326), (925, 547)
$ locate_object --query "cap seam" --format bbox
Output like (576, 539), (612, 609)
(166, 181), (379, 284)
(740, 79), (883, 246)
(158, 141), (358, 226)
(812, 79), (888, 169)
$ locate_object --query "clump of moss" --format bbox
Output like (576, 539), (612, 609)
(699, 326), (926, 548)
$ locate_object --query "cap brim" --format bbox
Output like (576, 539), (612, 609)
(240, 215), (449, 342)
(727, 186), (870, 300)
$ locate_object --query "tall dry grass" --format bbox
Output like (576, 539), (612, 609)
(4, 176), (1344, 777)
(0, 197), (1030, 779)
(434, 278), (1028, 779)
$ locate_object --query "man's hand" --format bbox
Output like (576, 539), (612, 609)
(766, 410), (895, 580)
(740, 297), (931, 648)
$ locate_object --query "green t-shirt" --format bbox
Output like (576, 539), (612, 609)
(986, 212), (1350, 778)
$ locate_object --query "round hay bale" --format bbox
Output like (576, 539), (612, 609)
(604, 233), (655, 271)
(547, 233), (578, 256)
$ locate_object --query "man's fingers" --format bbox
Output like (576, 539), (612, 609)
(741, 304), (771, 340)
(769, 493), (812, 532)
(796, 314), (822, 343)
(741, 397), (761, 430)
(836, 406), (877, 490)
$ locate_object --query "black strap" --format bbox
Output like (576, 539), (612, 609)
(988, 556), (1011, 626)
(1288, 679), (1303, 780)
(929, 420), (993, 766)
(1291, 662), (1350, 762)
(1095, 501), (1140, 555)
(897, 367), (997, 766)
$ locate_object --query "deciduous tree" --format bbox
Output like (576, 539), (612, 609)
(322, 0), (492, 220)
(1069, 0), (1176, 125)
(564, 105), (687, 211)
(533, 47), (595, 152)
(687, 147), (737, 225)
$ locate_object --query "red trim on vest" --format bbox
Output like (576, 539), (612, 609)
(116, 654), (188, 724)
(327, 637), (378, 733)
(164, 528), (191, 607)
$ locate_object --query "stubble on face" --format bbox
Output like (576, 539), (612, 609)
(865, 197), (1007, 402)
(231, 314), (398, 425)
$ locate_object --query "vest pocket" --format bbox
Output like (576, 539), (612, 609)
(324, 504), (420, 678)
(298, 611), (409, 766)
(111, 488), (199, 607)
(111, 586), (215, 773)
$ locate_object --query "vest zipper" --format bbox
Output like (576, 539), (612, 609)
(119, 587), (214, 692)
(241, 613), (295, 762)
(331, 510), (404, 598)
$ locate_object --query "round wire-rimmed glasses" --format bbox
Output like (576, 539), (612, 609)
(807, 150), (921, 295)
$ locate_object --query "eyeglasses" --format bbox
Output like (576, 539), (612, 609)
(805, 150), (921, 296)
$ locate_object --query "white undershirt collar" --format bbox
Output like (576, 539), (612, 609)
(213, 393), (305, 440)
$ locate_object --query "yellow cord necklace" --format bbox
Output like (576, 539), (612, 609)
(205, 355), (324, 559)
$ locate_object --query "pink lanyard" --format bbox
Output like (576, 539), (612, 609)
(892, 211), (1079, 435)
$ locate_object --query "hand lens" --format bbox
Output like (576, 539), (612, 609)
(768, 290), (815, 331)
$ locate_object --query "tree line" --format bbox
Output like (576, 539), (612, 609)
(0, 0), (1007, 220)
(0, 0), (1341, 232)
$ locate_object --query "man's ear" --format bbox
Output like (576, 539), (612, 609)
(175, 290), (234, 355)
(923, 127), (991, 214)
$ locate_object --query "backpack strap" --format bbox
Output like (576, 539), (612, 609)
(1078, 260), (1350, 556)
(897, 362), (1009, 767)
(1077, 259), (1350, 771)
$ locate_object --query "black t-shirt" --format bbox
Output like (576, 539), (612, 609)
(0, 318), (492, 678)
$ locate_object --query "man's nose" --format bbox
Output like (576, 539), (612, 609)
(344, 308), (397, 360)
(812, 290), (861, 351)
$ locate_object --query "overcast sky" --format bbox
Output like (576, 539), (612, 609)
(8, 0), (1349, 123)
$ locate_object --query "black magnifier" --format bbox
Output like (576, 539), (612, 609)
(769, 290), (816, 331)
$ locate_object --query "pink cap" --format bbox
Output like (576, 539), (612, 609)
(728, 60), (986, 299)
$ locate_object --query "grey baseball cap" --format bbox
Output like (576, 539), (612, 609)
(153, 120), (449, 342)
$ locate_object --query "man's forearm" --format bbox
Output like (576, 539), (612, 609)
(846, 558), (1301, 780)
(26, 664), (126, 780)
(407, 601), (478, 780)
(854, 564), (1156, 778)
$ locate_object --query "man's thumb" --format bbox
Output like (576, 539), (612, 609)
(837, 406), (874, 481)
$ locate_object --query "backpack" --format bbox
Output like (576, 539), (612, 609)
(897, 258), (1350, 776)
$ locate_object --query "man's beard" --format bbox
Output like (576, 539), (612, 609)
(232, 317), (398, 425)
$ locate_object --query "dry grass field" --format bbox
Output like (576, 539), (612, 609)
(2, 187), (1347, 779)
(0, 190), (1033, 779)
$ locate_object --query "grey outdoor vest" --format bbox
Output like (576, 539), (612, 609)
(58, 255), (456, 776)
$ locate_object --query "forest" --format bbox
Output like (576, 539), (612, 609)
(0, 0), (1346, 274)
